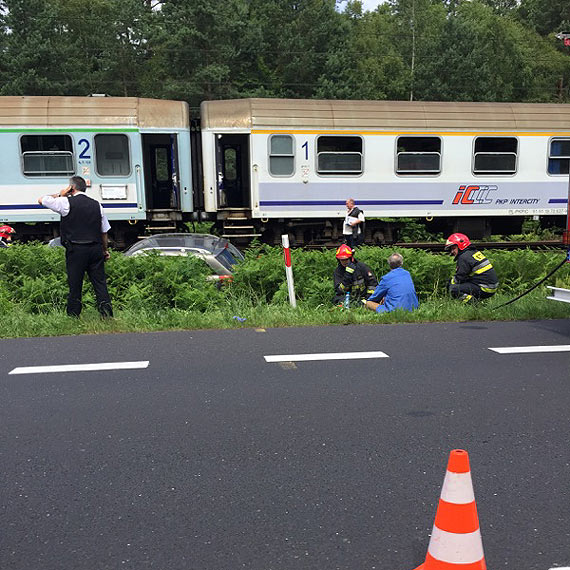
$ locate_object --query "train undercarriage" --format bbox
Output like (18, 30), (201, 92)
(11, 209), (566, 251)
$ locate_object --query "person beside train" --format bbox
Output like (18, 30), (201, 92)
(445, 233), (499, 302)
(37, 176), (113, 318)
(343, 198), (365, 248)
(364, 252), (419, 314)
(333, 244), (378, 306)
(0, 225), (16, 248)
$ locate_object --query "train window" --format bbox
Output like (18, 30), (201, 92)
(396, 136), (441, 175)
(269, 135), (294, 176)
(224, 148), (237, 181)
(20, 135), (74, 177)
(95, 134), (131, 176)
(473, 137), (517, 175)
(155, 147), (170, 182)
(548, 139), (570, 175)
(317, 136), (362, 175)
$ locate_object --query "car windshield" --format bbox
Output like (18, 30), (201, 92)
(123, 233), (244, 275)
(125, 234), (244, 258)
(215, 247), (241, 272)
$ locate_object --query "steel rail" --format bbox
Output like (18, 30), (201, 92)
(303, 240), (566, 251)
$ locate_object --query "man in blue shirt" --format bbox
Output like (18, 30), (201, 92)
(365, 252), (419, 313)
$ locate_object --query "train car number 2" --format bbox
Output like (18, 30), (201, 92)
(78, 138), (91, 160)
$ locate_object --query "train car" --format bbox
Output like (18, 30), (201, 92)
(3, 96), (570, 247)
(200, 98), (570, 244)
(0, 96), (192, 246)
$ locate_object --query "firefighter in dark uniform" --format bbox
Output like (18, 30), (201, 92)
(38, 176), (113, 317)
(445, 233), (499, 301)
(0, 225), (15, 248)
(332, 244), (378, 306)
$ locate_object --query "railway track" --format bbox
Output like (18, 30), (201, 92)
(391, 240), (566, 251)
(305, 240), (566, 251)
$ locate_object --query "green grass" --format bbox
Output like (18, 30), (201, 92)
(1, 291), (568, 339)
(1, 244), (569, 339)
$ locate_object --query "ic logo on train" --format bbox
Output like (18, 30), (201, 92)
(452, 185), (498, 205)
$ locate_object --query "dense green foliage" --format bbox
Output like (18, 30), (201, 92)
(0, 245), (218, 314)
(1, 0), (569, 107)
(229, 243), (570, 303)
(1, 244), (569, 339)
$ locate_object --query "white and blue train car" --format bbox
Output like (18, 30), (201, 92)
(0, 96), (193, 245)
(201, 98), (570, 243)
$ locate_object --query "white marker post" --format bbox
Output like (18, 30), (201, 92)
(559, 30), (570, 260)
(281, 234), (297, 308)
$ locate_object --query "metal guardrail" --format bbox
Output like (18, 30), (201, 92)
(546, 286), (570, 304)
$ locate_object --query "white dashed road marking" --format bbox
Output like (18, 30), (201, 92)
(8, 361), (150, 375)
(264, 351), (389, 363)
(488, 345), (570, 354)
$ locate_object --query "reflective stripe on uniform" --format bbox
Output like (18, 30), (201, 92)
(345, 266), (355, 274)
(480, 284), (498, 293)
(470, 261), (493, 275)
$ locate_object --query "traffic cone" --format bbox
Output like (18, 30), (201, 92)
(413, 449), (486, 570)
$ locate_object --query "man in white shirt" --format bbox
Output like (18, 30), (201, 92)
(342, 198), (365, 248)
(38, 176), (113, 317)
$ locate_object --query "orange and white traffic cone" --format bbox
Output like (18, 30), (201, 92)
(413, 449), (486, 570)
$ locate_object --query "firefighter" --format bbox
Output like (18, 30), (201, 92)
(332, 244), (377, 306)
(445, 233), (499, 301)
(0, 225), (15, 248)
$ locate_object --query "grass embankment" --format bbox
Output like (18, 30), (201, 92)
(1, 244), (569, 339)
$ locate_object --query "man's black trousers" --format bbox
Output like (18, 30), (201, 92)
(449, 281), (494, 300)
(65, 243), (113, 317)
(344, 233), (364, 249)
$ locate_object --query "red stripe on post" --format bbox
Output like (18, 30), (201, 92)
(284, 248), (291, 267)
(566, 173), (570, 244)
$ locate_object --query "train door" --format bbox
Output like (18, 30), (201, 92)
(142, 134), (180, 210)
(215, 134), (250, 208)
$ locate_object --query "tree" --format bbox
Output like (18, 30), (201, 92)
(417, 1), (570, 102)
(247, 0), (348, 99)
(387, 0), (448, 101)
(518, 0), (570, 36)
(317, 3), (409, 100)
(0, 0), (71, 95)
(52, 0), (153, 97)
(480, 0), (519, 16)
(0, 0), (152, 97)
(143, 0), (251, 107)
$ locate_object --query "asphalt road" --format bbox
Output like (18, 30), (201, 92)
(1, 320), (569, 570)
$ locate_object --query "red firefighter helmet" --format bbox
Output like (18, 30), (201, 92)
(445, 233), (470, 251)
(335, 244), (353, 259)
(0, 225), (15, 240)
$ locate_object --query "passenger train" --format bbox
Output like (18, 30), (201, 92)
(1, 96), (568, 246)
